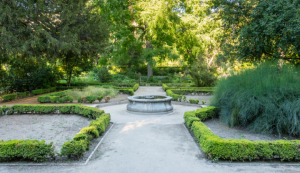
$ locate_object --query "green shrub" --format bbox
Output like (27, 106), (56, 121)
(17, 91), (30, 98)
(189, 99), (199, 104)
(62, 96), (73, 103)
(189, 59), (217, 87)
(118, 89), (134, 96)
(0, 139), (54, 162)
(211, 61), (300, 136)
(166, 90), (183, 101)
(37, 91), (67, 103)
(133, 84), (139, 91)
(77, 97), (82, 103)
(60, 112), (110, 159)
(94, 67), (112, 83)
(60, 140), (87, 159)
(195, 106), (217, 120)
(97, 96), (103, 102)
(183, 111), (200, 128)
(86, 96), (97, 103)
(1, 94), (16, 101)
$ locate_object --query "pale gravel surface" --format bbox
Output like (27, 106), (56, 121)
(0, 114), (91, 152)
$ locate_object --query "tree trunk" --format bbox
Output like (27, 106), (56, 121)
(68, 67), (73, 87)
(147, 63), (153, 79)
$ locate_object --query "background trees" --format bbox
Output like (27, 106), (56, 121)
(0, 0), (109, 88)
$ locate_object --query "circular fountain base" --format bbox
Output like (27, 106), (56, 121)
(127, 95), (173, 114)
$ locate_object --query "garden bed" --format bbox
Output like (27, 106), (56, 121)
(0, 114), (91, 153)
(184, 107), (300, 161)
(203, 119), (298, 141)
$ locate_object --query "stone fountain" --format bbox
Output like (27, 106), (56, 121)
(127, 95), (173, 114)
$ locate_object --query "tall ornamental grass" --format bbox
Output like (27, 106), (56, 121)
(211, 61), (300, 137)
(66, 86), (118, 99)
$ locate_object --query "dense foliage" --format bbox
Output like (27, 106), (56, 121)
(211, 61), (300, 137)
(213, 0), (300, 62)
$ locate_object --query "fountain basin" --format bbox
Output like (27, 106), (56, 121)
(127, 95), (173, 113)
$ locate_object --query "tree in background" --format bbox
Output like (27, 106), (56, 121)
(213, 0), (300, 62)
(98, 0), (180, 78)
(0, 0), (110, 87)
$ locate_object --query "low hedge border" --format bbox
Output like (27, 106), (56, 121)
(162, 83), (194, 91)
(184, 106), (300, 161)
(60, 113), (111, 158)
(0, 104), (108, 162)
(1, 94), (16, 101)
(32, 87), (56, 96)
(37, 90), (67, 103)
(166, 88), (214, 102)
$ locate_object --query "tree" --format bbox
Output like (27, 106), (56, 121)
(98, 0), (180, 78)
(212, 0), (300, 62)
(0, 0), (110, 86)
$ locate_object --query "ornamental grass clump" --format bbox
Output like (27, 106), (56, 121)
(211, 61), (300, 137)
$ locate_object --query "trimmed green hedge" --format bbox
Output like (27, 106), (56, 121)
(185, 106), (300, 161)
(17, 91), (30, 98)
(0, 140), (54, 162)
(0, 104), (108, 162)
(32, 87), (56, 96)
(37, 91), (67, 103)
(166, 90), (183, 101)
(117, 88), (134, 96)
(133, 84), (139, 91)
(10, 105), (105, 119)
(60, 113), (111, 158)
(1, 94), (16, 101)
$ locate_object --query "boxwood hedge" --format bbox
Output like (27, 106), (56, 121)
(185, 106), (300, 161)
(0, 104), (109, 162)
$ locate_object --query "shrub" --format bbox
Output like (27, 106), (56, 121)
(1, 94), (16, 101)
(77, 97), (82, 103)
(60, 140), (87, 159)
(0, 140), (54, 162)
(17, 91), (30, 98)
(104, 96), (111, 103)
(133, 84), (139, 91)
(94, 67), (112, 83)
(86, 96), (97, 103)
(166, 90), (183, 101)
(188, 59), (217, 87)
(211, 61), (300, 136)
(60, 112), (110, 159)
(97, 96), (103, 102)
(189, 99), (199, 104)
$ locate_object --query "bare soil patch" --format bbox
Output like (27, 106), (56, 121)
(203, 119), (299, 141)
(0, 114), (91, 152)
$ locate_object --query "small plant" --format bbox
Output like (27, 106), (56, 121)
(97, 96), (104, 102)
(202, 100), (206, 105)
(212, 157), (219, 163)
(104, 96), (111, 103)
(86, 96), (97, 103)
(182, 96), (187, 102)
